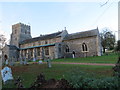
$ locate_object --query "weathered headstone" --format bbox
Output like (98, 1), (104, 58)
(19, 55), (24, 65)
(47, 59), (51, 68)
(1, 66), (13, 84)
(33, 57), (36, 62)
(23, 57), (27, 65)
(38, 60), (43, 64)
(20, 59), (23, 65)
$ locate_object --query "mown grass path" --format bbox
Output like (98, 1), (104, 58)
(28, 61), (115, 66)
(51, 62), (115, 66)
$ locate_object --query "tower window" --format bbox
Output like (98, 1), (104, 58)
(15, 30), (17, 34)
(15, 38), (17, 40)
(25, 30), (27, 34)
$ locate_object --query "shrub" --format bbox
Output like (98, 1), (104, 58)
(65, 70), (119, 89)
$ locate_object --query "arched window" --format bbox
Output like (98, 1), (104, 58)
(4, 55), (8, 60)
(82, 43), (88, 51)
(65, 45), (69, 53)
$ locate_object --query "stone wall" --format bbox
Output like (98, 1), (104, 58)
(19, 37), (62, 60)
(64, 36), (99, 58)
(2, 45), (9, 62)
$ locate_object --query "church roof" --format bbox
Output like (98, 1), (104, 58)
(20, 43), (55, 50)
(63, 29), (99, 41)
(20, 31), (63, 45)
(7, 45), (19, 50)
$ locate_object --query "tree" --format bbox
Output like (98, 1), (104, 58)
(0, 34), (6, 50)
(116, 40), (120, 51)
(100, 29), (115, 53)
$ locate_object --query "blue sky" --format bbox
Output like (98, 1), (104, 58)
(0, 0), (119, 43)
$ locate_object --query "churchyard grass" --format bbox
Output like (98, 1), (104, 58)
(52, 53), (118, 64)
(2, 63), (114, 88)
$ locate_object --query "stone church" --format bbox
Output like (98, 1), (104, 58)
(2, 22), (102, 62)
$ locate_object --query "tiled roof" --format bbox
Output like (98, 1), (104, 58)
(7, 45), (19, 50)
(63, 29), (99, 41)
(20, 31), (63, 44)
(20, 43), (55, 50)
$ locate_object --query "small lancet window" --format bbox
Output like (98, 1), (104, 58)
(65, 45), (69, 53)
(82, 43), (88, 51)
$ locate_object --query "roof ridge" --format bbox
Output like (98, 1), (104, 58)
(20, 30), (63, 44)
(69, 28), (98, 35)
(63, 29), (99, 41)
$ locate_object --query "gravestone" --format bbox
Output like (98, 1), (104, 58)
(23, 57), (28, 65)
(19, 55), (24, 65)
(1, 66), (13, 84)
(20, 59), (23, 65)
(47, 59), (51, 68)
(33, 57), (36, 62)
(38, 60), (43, 64)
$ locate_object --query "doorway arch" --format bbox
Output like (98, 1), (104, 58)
(4, 55), (8, 60)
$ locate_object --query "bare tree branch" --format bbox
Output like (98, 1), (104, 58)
(0, 34), (6, 50)
(100, 0), (109, 7)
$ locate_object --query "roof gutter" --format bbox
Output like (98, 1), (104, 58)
(20, 43), (55, 50)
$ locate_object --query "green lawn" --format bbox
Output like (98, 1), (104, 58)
(2, 53), (119, 88)
(2, 63), (114, 88)
(52, 53), (118, 64)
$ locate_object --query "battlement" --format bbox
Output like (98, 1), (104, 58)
(12, 22), (30, 27)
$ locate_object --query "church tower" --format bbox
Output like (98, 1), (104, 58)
(10, 23), (32, 47)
